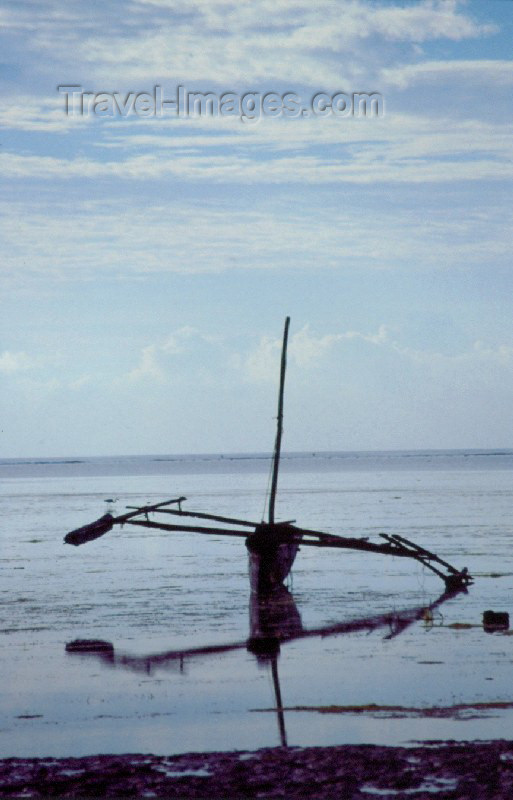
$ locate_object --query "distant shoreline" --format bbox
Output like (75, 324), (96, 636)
(2, 446), (513, 464)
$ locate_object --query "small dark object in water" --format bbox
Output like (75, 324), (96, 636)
(66, 639), (114, 653)
(483, 610), (509, 631)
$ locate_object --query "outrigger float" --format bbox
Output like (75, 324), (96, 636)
(64, 317), (473, 595)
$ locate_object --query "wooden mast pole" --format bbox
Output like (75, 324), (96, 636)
(269, 316), (290, 525)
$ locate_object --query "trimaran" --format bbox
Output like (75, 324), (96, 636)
(64, 317), (473, 594)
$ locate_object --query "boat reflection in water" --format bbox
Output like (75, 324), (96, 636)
(65, 586), (467, 747)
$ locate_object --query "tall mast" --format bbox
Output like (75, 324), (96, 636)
(268, 316), (290, 524)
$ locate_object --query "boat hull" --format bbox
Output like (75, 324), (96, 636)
(246, 524), (301, 594)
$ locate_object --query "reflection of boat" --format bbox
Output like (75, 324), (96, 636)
(66, 586), (465, 748)
(66, 587), (460, 673)
(248, 585), (304, 653)
(64, 318), (473, 594)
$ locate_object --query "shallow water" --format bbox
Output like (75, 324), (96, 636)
(1, 450), (513, 757)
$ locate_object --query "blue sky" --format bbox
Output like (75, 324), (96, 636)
(0, 0), (512, 457)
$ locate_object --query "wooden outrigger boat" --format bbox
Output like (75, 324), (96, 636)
(64, 317), (473, 594)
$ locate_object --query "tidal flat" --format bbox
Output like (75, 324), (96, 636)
(1, 451), (513, 795)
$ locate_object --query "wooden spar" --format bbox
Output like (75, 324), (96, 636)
(123, 505), (441, 569)
(114, 497), (186, 524)
(385, 533), (464, 576)
(122, 505), (471, 587)
(129, 519), (250, 537)
(379, 534), (448, 579)
(297, 532), (446, 561)
(126, 506), (259, 528)
(123, 508), (471, 587)
(65, 497), (472, 589)
(268, 316), (290, 525)
(125, 516), (471, 589)
(294, 529), (471, 588)
(379, 533), (470, 587)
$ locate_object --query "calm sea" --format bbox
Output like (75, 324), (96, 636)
(1, 449), (513, 757)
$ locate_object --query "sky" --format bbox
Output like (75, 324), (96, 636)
(0, 0), (512, 457)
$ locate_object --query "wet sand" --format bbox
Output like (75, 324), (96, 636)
(2, 740), (513, 799)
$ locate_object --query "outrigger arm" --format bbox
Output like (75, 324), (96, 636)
(64, 499), (472, 592)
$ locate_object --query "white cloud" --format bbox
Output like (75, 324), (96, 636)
(473, 341), (513, 365)
(75, 1), (495, 85)
(0, 350), (36, 372)
(289, 327), (343, 368)
(124, 328), (219, 382)
(125, 345), (165, 382)
(245, 324), (513, 385)
(2, 133), (512, 185)
(245, 324), (389, 380)
(0, 95), (91, 133)
(342, 325), (390, 346)
(2, 100), (512, 188)
(68, 375), (92, 390)
(1, 191), (511, 290)
(368, 1), (497, 41)
(161, 327), (199, 354)
(290, 324), (389, 367)
(1, 0), (496, 88)
(398, 339), (513, 369)
(337, 332), (513, 379)
(382, 59), (513, 89)
(245, 335), (282, 382)
(97, 112), (512, 160)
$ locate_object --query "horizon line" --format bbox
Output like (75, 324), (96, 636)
(2, 446), (512, 463)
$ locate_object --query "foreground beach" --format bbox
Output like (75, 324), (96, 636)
(2, 740), (513, 798)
